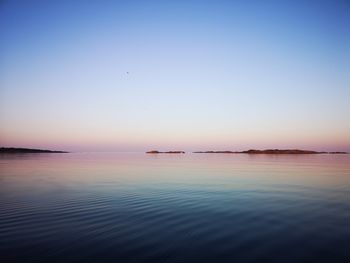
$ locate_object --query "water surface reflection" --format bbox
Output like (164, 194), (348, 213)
(1, 153), (349, 262)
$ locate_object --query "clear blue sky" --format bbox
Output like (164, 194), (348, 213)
(1, 0), (350, 151)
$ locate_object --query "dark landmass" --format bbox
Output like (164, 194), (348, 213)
(242, 149), (324, 154)
(146, 150), (185, 154)
(194, 149), (347, 154)
(193, 151), (240, 154)
(0, 147), (68, 153)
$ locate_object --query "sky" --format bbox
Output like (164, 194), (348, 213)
(1, 0), (350, 152)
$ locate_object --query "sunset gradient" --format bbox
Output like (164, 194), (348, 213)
(1, 0), (350, 152)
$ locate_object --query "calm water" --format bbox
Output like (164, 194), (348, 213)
(0, 153), (349, 263)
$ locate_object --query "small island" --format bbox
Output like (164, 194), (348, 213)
(0, 147), (68, 153)
(146, 150), (185, 154)
(242, 149), (324, 154)
(193, 149), (348, 154)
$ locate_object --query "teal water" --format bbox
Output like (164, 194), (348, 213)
(0, 153), (349, 262)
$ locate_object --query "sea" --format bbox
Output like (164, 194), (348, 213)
(0, 152), (349, 262)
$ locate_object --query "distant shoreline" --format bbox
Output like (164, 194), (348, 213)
(146, 150), (185, 154)
(0, 147), (68, 153)
(194, 149), (348, 154)
(147, 149), (348, 154)
(0, 148), (347, 154)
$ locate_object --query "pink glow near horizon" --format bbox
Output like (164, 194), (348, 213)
(1, 130), (349, 152)
(1, 1), (349, 152)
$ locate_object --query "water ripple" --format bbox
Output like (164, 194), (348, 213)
(1, 153), (350, 262)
